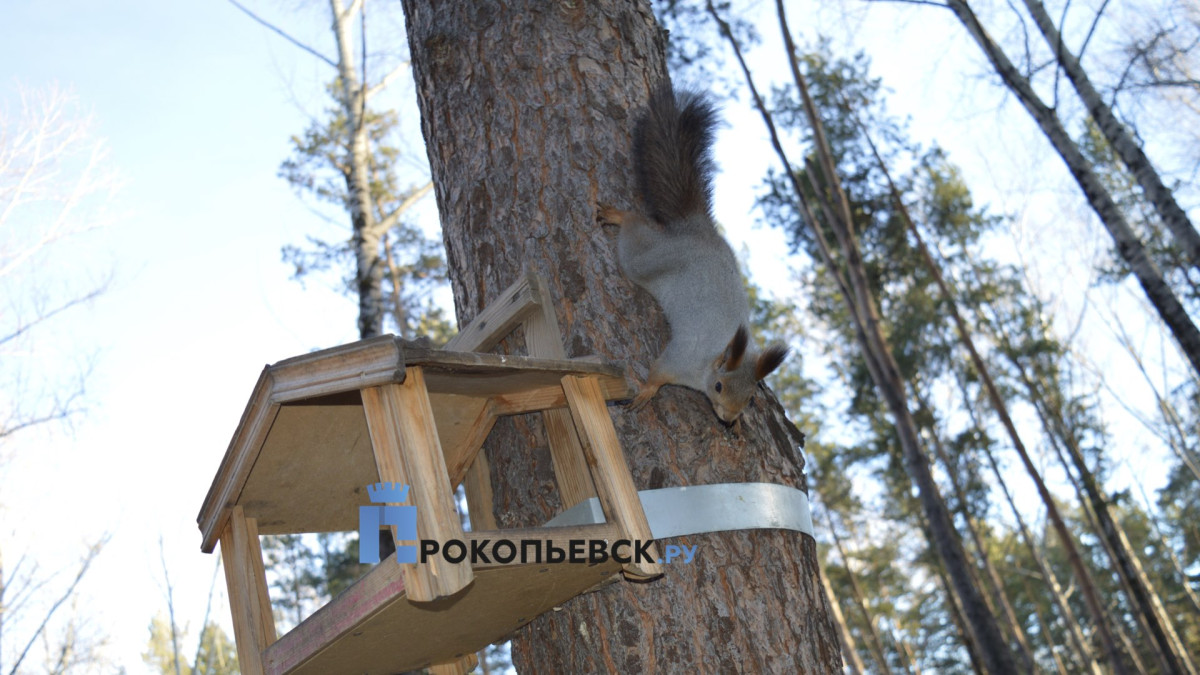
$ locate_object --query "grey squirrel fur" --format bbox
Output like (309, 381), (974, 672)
(599, 87), (788, 424)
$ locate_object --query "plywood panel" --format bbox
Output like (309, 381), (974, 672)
(264, 558), (621, 675)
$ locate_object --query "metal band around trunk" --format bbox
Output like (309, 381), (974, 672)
(544, 482), (814, 539)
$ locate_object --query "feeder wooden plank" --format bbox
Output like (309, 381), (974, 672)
(264, 555), (621, 675)
(240, 401), (375, 535)
(429, 656), (477, 675)
(271, 336), (405, 403)
(221, 506), (276, 675)
(362, 371), (473, 602)
(561, 375), (662, 580)
(436, 397), (497, 488)
(200, 371), (280, 553)
(443, 274), (541, 354)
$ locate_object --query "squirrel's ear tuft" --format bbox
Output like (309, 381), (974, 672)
(720, 325), (749, 371)
(755, 343), (789, 380)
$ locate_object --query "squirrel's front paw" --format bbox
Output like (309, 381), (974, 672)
(627, 379), (662, 411)
(596, 203), (627, 227)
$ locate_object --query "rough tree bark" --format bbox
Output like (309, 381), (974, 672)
(399, 1), (842, 672)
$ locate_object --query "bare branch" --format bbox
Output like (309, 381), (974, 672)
(864, 0), (948, 7)
(366, 63), (410, 101)
(7, 536), (108, 675)
(0, 277), (110, 348)
(368, 181), (433, 236)
(1077, 0), (1112, 62)
(224, 0), (337, 68)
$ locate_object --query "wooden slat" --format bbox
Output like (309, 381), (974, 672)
(429, 654), (478, 675)
(444, 271), (540, 354)
(462, 452), (499, 531)
(439, 397), (498, 488)
(200, 370), (281, 553)
(268, 336), (627, 404)
(270, 335), (405, 403)
(264, 557), (620, 674)
(489, 376), (632, 416)
(362, 370), (473, 602)
(220, 506), (276, 675)
(522, 274), (600, 510)
(561, 375), (662, 580)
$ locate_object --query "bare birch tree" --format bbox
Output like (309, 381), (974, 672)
(936, 0), (1200, 378)
(229, 0), (443, 340)
(0, 86), (115, 446)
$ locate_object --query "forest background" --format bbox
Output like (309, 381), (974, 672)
(1, 0), (1197, 672)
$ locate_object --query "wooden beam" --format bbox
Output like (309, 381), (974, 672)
(444, 270), (540, 354)
(264, 556), (621, 674)
(561, 375), (662, 580)
(199, 371), (281, 553)
(440, 398), (498, 487)
(489, 374), (632, 415)
(430, 654), (479, 675)
(522, 274), (599, 510)
(270, 335), (404, 403)
(362, 369), (474, 602)
(447, 270), (545, 535)
(220, 505), (276, 675)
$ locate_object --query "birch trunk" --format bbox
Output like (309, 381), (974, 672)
(1020, 0), (1200, 267)
(331, 0), (384, 338)
(946, 0), (1200, 379)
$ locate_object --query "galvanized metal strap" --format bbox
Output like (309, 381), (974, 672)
(544, 482), (814, 539)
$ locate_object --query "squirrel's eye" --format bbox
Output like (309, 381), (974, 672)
(715, 381), (723, 393)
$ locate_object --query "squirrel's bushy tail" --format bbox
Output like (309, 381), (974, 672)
(635, 87), (718, 228)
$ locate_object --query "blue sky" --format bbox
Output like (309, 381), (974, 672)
(1, 0), (1188, 672)
(2, 1), (364, 669)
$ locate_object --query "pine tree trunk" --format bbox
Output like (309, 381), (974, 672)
(399, 1), (842, 671)
(957, 375), (1105, 674)
(820, 565), (867, 675)
(726, 6), (1016, 667)
(946, 0), (1200, 379)
(915, 389), (1037, 672)
(828, 517), (895, 675)
(1020, 0), (1200, 268)
(1018, 361), (1197, 675)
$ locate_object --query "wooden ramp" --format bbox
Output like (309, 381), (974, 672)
(197, 272), (660, 674)
(266, 551), (620, 674)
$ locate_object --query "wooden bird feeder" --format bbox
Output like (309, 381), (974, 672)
(197, 272), (661, 674)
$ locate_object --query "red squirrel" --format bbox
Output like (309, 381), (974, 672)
(600, 87), (788, 425)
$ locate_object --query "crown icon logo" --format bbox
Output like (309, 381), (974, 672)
(367, 482), (411, 503)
